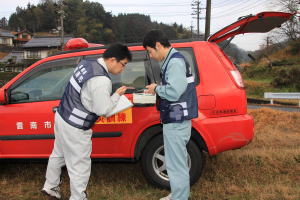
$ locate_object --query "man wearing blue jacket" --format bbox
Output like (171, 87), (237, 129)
(143, 30), (198, 200)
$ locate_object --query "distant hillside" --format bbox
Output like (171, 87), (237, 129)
(241, 39), (300, 100)
(222, 42), (251, 63)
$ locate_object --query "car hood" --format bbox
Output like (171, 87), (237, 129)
(208, 11), (295, 43)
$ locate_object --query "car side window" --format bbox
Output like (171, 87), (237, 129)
(85, 51), (150, 93)
(112, 51), (149, 92)
(9, 57), (80, 103)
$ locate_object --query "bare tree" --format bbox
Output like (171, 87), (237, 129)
(275, 0), (300, 40)
(0, 17), (8, 28)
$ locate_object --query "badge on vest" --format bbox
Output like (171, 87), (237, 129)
(169, 102), (188, 121)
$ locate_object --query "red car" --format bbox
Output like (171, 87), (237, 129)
(0, 12), (293, 188)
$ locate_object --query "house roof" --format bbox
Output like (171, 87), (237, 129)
(0, 52), (9, 59)
(0, 51), (24, 63)
(15, 38), (31, 42)
(14, 30), (32, 35)
(0, 29), (14, 38)
(23, 36), (73, 48)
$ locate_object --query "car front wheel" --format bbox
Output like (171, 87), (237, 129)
(141, 134), (205, 189)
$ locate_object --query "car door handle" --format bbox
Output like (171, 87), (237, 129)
(53, 106), (58, 113)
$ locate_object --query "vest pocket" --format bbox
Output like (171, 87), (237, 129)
(168, 103), (184, 122)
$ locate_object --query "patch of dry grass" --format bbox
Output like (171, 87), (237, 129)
(244, 80), (270, 98)
(256, 48), (299, 66)
(0, 108), (299, 200)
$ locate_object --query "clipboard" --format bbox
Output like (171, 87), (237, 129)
(105, 95), (133, 117)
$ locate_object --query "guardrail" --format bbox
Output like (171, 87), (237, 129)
(264, 92), (300, 107)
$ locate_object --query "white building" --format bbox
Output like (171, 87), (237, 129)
(22, 36), (73, 59)
(0, 29), (14, 46)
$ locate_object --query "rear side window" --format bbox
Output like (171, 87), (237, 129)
(177, 48), (199, 84)
(146, 47), (199, 85)
(9, 57), (80, 103)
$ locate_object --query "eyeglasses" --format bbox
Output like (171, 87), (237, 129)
(119, 61), (127, 67)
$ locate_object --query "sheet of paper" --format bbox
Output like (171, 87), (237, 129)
(105, 95), (133, 117)
(133, 93), (156, 104)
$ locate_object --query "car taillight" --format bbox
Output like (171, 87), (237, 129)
(230, 70), (244, 88)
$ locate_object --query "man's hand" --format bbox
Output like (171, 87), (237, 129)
(145, 83), (157, 95)
(115, 86), (127, 96)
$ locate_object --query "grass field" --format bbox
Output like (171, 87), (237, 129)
(0, 108), (299, 200)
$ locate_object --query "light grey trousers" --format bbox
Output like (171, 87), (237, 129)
(163, 120), (191, 200)
(43, 113), (92, 200)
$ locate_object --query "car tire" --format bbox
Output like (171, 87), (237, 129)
(141, 134), (205, 189)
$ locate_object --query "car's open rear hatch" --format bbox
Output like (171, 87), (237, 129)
(208, 12), (295, 43)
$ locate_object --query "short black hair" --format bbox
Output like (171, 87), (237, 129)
(103, 43), (132, 61)
(143, 29), (171, 49)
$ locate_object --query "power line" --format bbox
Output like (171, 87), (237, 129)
(212, 0), (250, 9)
(144, 12), (190, 15)
(207, 0), (268, 32)
(211, 0), (267, 19)
(213, 0), (262, 14)
(144, 13), (189, 16)
(211, 0), (241, 8)
(103, 3), (191, 7)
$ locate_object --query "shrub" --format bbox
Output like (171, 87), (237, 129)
(242, 65), (272, 79)
(244, 80), (269, 97)
(272, 59), (295, 66)
(271, 66), (300, 90)
(0, 72), (19, 87)
(289, 39), (300, 55)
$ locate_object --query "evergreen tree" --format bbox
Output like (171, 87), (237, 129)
(7, 0), (191, 44)
(0, 17), (8, 29)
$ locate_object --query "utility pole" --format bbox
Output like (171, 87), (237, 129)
(191, 0), (202, 37)
(196, 1), (200, 36)
(58, 1), (65, 50)
(266, 36), (270, 48)
(204, 0), (211, 40)
(190, 24), (194, 38)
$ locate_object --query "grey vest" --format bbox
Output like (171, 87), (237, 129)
(157, 52), (198, 124)
(58, 59), (110, 130)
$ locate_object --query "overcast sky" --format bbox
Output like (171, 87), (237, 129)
(0, 0), (283, 51)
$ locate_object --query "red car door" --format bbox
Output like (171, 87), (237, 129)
(0, 57), (80, 158)
(84, 49), (161, 158)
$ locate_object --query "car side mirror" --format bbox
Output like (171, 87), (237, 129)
(0, 88), (8, 104)
(10, 91), (29, 102)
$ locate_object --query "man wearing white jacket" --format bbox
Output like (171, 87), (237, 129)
(42, 43), (132, 200)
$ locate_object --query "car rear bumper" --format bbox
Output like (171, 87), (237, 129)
(194, 114), (254, 155)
